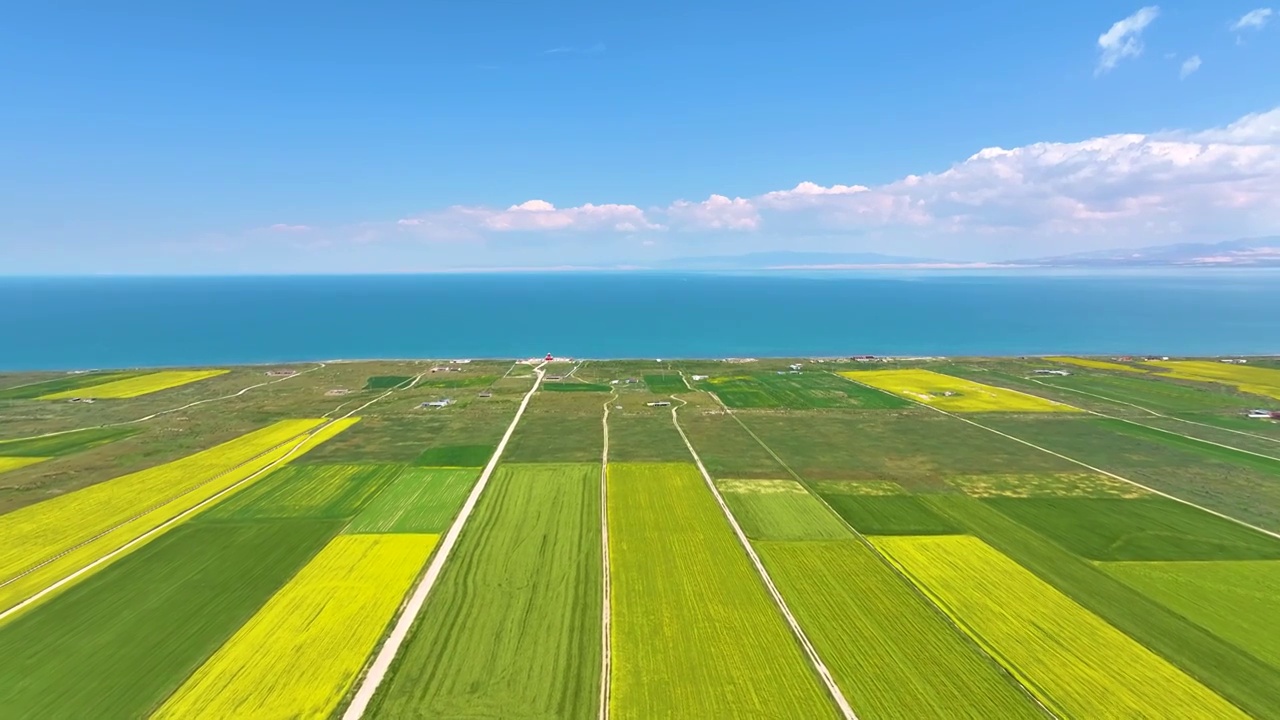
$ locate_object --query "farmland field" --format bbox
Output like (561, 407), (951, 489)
(345, 466), (478, 533)
(608, 462), (838, 718)
(0, 456), (48, 474)
(153, 533), (437, 719)
(875, 534), (1249, 719)
(39, 369), (228, 399)
(365, 464), (601, 718)
(1045, 356), (1146, 373)
(1102, 560), (1280, 669)
(698, 371), (909, 409)
(4, 355), (1280, 719)
(1147, 360), (1280, 400)
(715, 479), (852, 540)
(757, 540), (1043, 719)
(0, 520), (338, 719)
(841, 368), (1079, 412)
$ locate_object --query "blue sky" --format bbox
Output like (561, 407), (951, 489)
(2, 2), (1278, 273)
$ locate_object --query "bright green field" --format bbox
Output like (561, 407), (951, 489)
(0, 427), (138, 457)
(699, 372), (909, 409)
(607, 462), (838, 719)
(1103, 560), (1280, 670)
(0, 520), (338, 719)
(0, 372), (144, 400)
(820, 494), (961, 535)
(875, 534), (1248, 719)
(365, 463), (601, 719)
(345, 467), (478, 533)
(757, 540), (1042, 720)
(542, 382), (613, 392)
(715, 479), (852, 540)
(199, 464), (403, 521)
(986, 497), (1280, 561)
(364, 375), (413, 390)
(413, 444), (493, 467)
(644, 374), (689, 393)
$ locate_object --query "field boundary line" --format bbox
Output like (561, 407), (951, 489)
(837, 373), (1280, 542)
(341, 362), (548, 720)
(598, 388), (616, 720)
(705, 390), (1058, 719)
(1021, 376), (1280, 447)
(669, 392), (859, 720)
(0, 373), (421, 625)
(0, 363), (326, 444)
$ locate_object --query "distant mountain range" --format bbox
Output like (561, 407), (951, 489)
(1018, 236), (1280, 268)
(659, 237), (1280, 270)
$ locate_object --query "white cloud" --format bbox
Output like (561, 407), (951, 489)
(1231, 7), (1273, 30)
(666, 194), (761, 230)
(267, 223), (310, 232)
(1179, 55), (1202, 79)
(287, 106), (1280, 259)
(1096, 6), (1160, 75)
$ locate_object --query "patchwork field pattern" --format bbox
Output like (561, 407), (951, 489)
(607, 462), (838, 718)
(346, 466), (478, 533)
(0, 418), (355, 614)
(0, 371), (144, 400)
(39, 369), (229, 399)
(947, 472), (1150, 499)
(366, 464), (601, 718)
(821, 494), (960, 536)
(0, 520), (338, 718)
(874, 534), (1249, 719)
(715, 479), (852, 540)
(758, 540), (1043, 719)
(1045, 356), (1145, 373)
(841, 369), (1079, 412)
(200, 464), (403, 521)
(1103, 560), (1280, 670)
(699, 371), (909, 409)
(986, 497), (1280, 561)
(153, 533), (437, 720)
(1146, 360), (1280, 400)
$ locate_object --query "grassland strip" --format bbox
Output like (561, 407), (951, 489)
(1023, 376), (1280, 446)
(0, 372), (420, 624)
(704, 388), (1054, 718)
(599, 387), (617, 720)
(341, 362), (547, 720)
(670, 395), (858, 720)
(1, 362), (326, 445)
(837, 372), (1280, 543)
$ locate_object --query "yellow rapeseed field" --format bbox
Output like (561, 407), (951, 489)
(39, 369), (229, 399)
(873, 535), (1248, 719)
(841, 369), (1079, 412)
(1144, 360), (1280, 400)
(152, 533), (438, 720)
(0, 418), (357, 616)
(1044, 356), (1145, 373)
(0, 457), (48, 475)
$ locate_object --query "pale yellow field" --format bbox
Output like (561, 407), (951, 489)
(0, 418), (357, 616)
(1044, 356), (1145, 373)
(1145, 360), (1280, 400)
(840, 369), (1079, 412)
(873, 535), (1247, 719)
(39, 369), (229, 399)
(152, 533), (438, 720)
(0, 457), (47, 475)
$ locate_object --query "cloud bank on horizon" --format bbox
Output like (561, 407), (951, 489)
(278, 105), (1280, 261)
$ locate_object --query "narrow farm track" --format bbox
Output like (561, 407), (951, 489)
(598, 388), (617, 720)
(341, 363), (548, 720)
(0, 372), (421, 625)
(0, 363), (326, 444)
(700, 386), (1058, 719)
(668, 393), (859, 720)
(836, 373), (1280, 543)
(1023, 376), (1280, 447)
